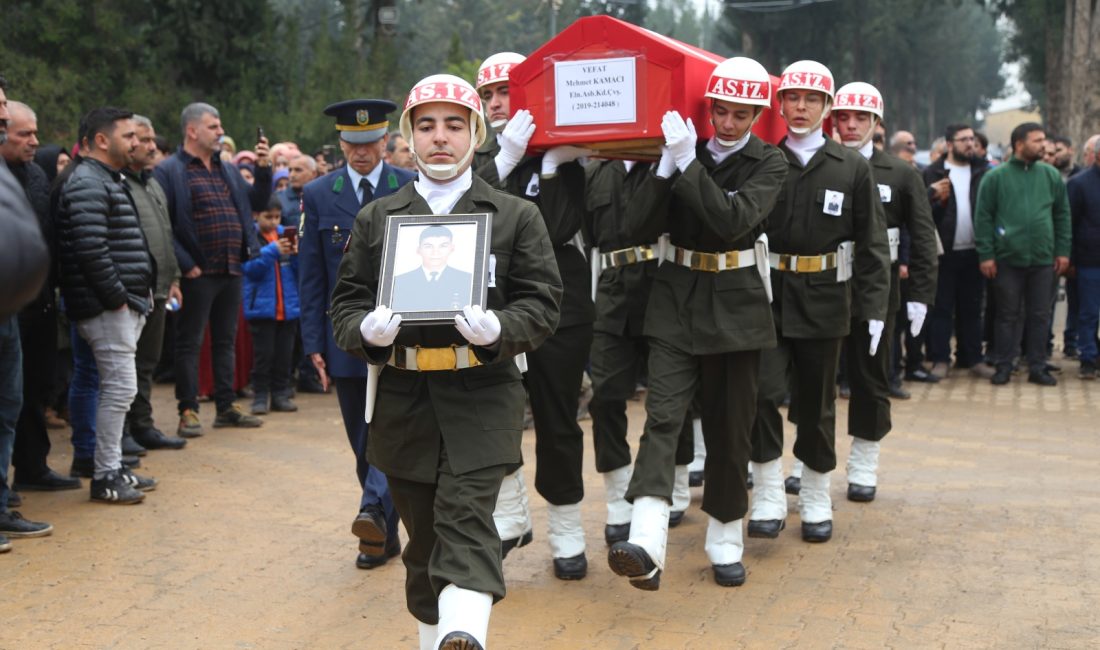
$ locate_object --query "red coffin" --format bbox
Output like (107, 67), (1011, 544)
(509, 15), (787, 159)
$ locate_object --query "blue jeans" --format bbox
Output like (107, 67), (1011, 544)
(0, 317), (24, 512)
(1077, 267), (1100, 364)
(69, 323), (99, 460)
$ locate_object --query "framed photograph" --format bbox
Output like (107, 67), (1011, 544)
(377, 213), (493, 324)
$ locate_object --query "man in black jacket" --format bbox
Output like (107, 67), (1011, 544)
(0, 78), (53, 551)
(1, 100), (81, 494)
(57, 107), (157, 504)
(923, 124), (989, 379)
(155, 103), (272, 438)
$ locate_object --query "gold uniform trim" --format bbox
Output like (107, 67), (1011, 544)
(336, 120), (389, 132)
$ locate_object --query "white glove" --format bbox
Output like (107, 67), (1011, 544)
(655, 145), (676, 179)
(359, 305), (402, 347)
(907, 302), (928, 337)
(541, 145), (592, 176)
(867, 319), (885, 356)
(455, 305), (501, 346)
(661, 111), (697, 172)
(495, 109), (535, 181)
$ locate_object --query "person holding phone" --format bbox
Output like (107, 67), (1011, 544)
(243, 194), (300, 414)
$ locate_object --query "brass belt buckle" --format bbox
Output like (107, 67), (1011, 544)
(778, 254), (794, 272)
(638, 246), (655, 262)
(691, 252), (719, 272)
(824, 252), (837, 270)
(725, 250), (740, 269)
(416, 346), (457, 371)
(796, 256), (822, 273)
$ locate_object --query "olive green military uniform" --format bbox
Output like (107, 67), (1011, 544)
(330, 176), (562, 623)
(474, 137), (593, 506)
(751, 136), (890, 473)
(582, 160), (694, 475)
(625, 136), (786, 522)
(846, 148), (938, 442)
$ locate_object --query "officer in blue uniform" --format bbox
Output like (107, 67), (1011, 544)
(299, 99), (416, 569)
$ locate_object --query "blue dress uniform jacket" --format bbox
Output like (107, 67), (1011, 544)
(299, 163), (416, 378)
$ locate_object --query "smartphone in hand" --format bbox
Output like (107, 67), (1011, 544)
(282, 225), (298, 247)
(256, 125), (265, 142)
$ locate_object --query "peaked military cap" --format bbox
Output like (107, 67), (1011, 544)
(323, 99), (397, 144)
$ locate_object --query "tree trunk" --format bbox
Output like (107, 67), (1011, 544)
(1043, 2), (1066, 137)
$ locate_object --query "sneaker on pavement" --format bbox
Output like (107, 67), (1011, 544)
(90, 471), (145, 504)
(213, 404), (263, 428)
(119, 466), (158, 492)
(929, 362), (949, 379)
(1027, 370), (1058, 386)
(0, 534), (9, 552)
(270, 396), (298, 412)
(178, 409), (204, 438)
(0, 510), (53, 538)
(991, 366), (1013, 385)
(1080, 361), (1097, 380)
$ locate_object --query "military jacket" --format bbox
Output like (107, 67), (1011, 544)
(767, 136), (891, 338)
(582, 160), (666, 337)
(330, 176), (562, 480)
(475, 136), (593, 329)
(298, 163), (414, 378)
(868, 148), (939, 314)
(628, 136), (786, 354)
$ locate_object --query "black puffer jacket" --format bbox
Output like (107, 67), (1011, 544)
(56, 157), (154, 320)
(8, 160), (55, 312)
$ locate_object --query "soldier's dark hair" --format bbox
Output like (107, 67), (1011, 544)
(1010, 122), (1045, 151)
(944, 124), (972, 142)
(155, 135), (171, 155)
(78, 106), (134, 149)
(975, 131), (989, 149)
(419, 225), (454, 243)
(0, 74), (8, 91)
(1051, 135), (1072, 148)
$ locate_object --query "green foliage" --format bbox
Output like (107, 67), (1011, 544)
(717, 0), (1007, 143)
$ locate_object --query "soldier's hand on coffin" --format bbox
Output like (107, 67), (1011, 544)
(662, 111), (697, 172)
(497, 109), (535, 181)
(656, 145), (677, 179)
(360, 305), (402, 347)
(455, 305), (501, 346)
(541, 145), (593, 175)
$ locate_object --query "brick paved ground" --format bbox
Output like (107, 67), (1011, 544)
(4, 351), (1100, 649)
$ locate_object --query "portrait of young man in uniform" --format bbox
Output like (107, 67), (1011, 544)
(390, 224), (474, 313)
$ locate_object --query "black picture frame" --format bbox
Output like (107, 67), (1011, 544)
(377, 213), (492, 324)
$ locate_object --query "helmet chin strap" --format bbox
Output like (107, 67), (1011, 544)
(415, 109), (482, 181)
(490, 118), (508, 130)
(783, 100), (832, 136)
(713, 108), (763, 148)
(842, 116), (878, 149)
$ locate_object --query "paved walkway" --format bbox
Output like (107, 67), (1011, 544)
(4, 352), (1099, 649)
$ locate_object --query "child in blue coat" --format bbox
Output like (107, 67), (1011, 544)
(244, 196), (300, 414)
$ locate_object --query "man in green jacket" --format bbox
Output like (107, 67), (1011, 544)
(330, 73), (561, 650)
(976, 122), (1071, 386)
(122, 115), (187, 452)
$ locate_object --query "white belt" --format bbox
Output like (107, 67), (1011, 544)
(599, 242), (661, 272)
(769, 240), (855, 282)
(887, 227), (900, 263)
(663, 244), (756, 272)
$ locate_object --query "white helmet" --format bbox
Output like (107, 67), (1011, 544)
(704, 57), (772, 108)
(777, 60), (834, 135)
(399, 74), (487, 181)
(834, 81), (884, 119)
(777, 60), (835, 99)
(476, 52), (526, 91)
